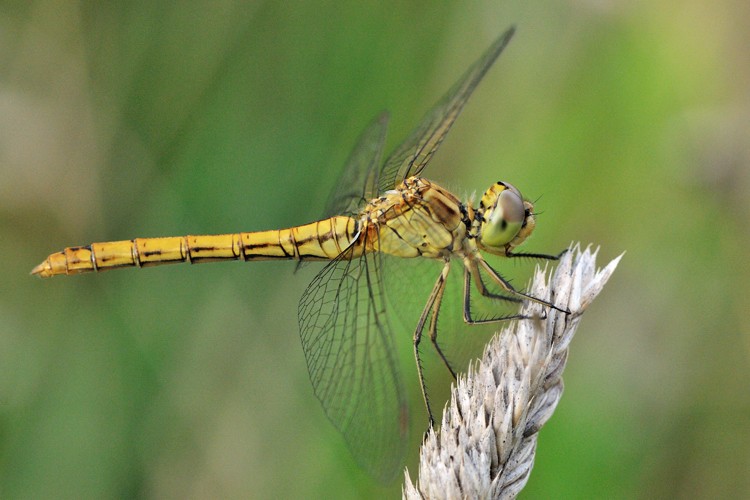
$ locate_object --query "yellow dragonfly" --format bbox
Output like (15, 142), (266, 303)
(32, 26), (567, 481)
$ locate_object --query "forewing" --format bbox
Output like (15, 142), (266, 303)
(297, 241), (408, 482)
(377, 26), (516, 193)
(295, 113), (388, 273)
(322, 112), (389, 218)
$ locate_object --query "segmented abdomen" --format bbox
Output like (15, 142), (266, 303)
(31, 216), (360, 278)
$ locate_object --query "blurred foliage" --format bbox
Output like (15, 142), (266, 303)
(1, 1), (748, 498)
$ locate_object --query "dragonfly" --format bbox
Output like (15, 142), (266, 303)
(32, 26), (568, 481)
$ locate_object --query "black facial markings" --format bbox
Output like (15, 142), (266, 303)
(458, 202), (472, 230)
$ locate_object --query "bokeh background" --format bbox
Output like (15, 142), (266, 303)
(2, 1), (748, 498)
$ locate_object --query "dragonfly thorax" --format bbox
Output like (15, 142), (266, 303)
(474, 181), (536, 256)
(362, 177), (470, 260)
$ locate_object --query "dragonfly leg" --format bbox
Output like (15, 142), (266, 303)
(506, 248), (567, 260)
(463, 263), (529, 324)
(413, 259), (452, 428)
(477, 257), (570, 314)
(468, 263), (523, 303)
(426, 262), (458, 381)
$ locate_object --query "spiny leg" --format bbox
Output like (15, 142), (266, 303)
(413, 259), (451, 428)
(506, 248), (567, 260)
(463, 263), (528, 324)
(426, 261), (456, 381)
(468, 262), (523, 304)
(477, 257), (570, 314)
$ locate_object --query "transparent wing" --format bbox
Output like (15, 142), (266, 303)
(295, 113), (388, 272)
(297, 238), (408, 482)
(382, 255), (507, 387)
(321, 112), (390, 218)
(377, 26), (516, 193)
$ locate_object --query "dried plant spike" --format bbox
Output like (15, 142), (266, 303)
(403, 244), (622, 500)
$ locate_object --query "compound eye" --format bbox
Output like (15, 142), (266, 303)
(482, 188), (525, 247)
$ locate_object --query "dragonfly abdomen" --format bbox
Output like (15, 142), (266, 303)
(243, 216), (360, 261)
(31, 216), (360, 278)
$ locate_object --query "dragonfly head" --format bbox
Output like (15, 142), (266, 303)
(475, 181), (535, 255)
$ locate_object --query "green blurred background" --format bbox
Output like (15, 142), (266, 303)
(2, 1), (748, 498)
